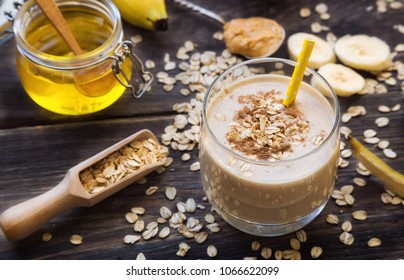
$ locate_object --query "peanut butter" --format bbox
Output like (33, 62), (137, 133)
(223, 17), (284, 58)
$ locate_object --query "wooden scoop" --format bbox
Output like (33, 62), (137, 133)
(34, 0), (116, 97)
(0, 129), (167, 241)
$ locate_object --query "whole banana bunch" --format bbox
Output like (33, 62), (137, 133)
(112, 0), (168, 31)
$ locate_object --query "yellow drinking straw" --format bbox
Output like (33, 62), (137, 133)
(282, 38), (315, 107)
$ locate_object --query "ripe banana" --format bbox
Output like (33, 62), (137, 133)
(335, 34), (391, 71)
(287, 32), (335, 69)
(350, 136), (404, 198)
(112, 0), (168, 31)
(315, 63), (365, 97)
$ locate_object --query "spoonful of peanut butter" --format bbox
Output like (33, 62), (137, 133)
(174, 0), (285, 58)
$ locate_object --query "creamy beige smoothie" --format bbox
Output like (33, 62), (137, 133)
(200, 73), (339, 233)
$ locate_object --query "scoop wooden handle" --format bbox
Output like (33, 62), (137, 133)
(34, 0), (83, 55)
(0, 175), (84, 241)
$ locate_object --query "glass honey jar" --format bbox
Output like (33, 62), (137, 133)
(13, 0), (152, 115)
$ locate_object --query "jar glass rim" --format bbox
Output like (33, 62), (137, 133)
(13, 0), (123, 69)
(202, 57), (341, 166)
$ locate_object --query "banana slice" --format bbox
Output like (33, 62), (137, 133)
(314, 63), (365, 97)
(335, 34), (391, 71)
(287, 32), (336, 69)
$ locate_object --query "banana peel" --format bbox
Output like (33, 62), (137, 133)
(112, 0), (168, 31)
(349, 136), (404, 198)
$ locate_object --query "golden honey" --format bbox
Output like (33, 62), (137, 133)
(14, 0), (133, 115)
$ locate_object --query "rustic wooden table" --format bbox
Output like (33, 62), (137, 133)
(0, 0), (403, 260)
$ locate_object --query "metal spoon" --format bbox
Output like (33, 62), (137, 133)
(0, 129), (167, 241)
(174, 0), (285, 59)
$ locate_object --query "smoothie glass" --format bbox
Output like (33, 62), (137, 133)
(200, 58), (340, 236)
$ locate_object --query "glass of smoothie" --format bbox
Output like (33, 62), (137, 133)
(200, 58), (340, 236)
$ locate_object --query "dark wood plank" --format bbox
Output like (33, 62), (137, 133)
(0, 0), (403, 260)
(1, 0), (402, 128)
(0, 112), (403, 260)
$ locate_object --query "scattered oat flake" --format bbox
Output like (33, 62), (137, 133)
(311, 246), (323, 259)
(190, 161), (201, 171)
(336, 199), (348, 206)
(341, 113), (352, 123)
(391, 104), (401, 111)
(213, 31), (223, 40)
(125, 212), (138, 224)
(145, 60), (155, 69)
(353, 177), (367, 187)
(340, 126), (352, 138)
(341, 149), (352, 158)
(315, 3), (328, 14)
(341, 221), (353, 232)
(290, 238), (301, 250)
(207, 245), (218, 257)
(185, 198), (197, 213)
(160, 206), (172, 219)
(131, 207), (145, 215)
(261, 247), (272, 259)
(341, 184), (354, 194)
(348, 105), (366, 116)
(165, 186), (177, 200)
(326, 213), (339, 224)
(142, 227), (158, 240)
(364, 137), (380, 144)
(364, 129), (377, 138)
(123, 234), (141, 244)
(320, 12), (330, 20)
(251, 240), (261, 251)
(368, 237), (382, 247)
(70, 234), (83, 245)
(283, 250), (300, 260)
(383, 148), (397, 159)
(177, 242), (190, 257)
(146, 221), (158, 230)
(390, 1), (403, 9)
(134, 220), (145, 232)
(136, 253), (146, 260)
(296, 229), (307, 243)
(181, 153), (191, 161)
(159, 227), (170, 239)
(332, 190), (344, 200)
(395, 44), (404, 52)
(205, 214), (215, 224)
(176, 202), (187, 213)
(274, 250), (283, 260)
(339, 231), (354, 245)
(131, 35), (143, 44)
(300, 7), (311, 18)
(145, 186), (158, 196)
(378, 105), (391, 113)
(157, 217), (167, 224)
(385, 77), (397, 86)
(311, 22), (322, 33)
(42, 232), (52, 242)
(352, 210), (367, 220)
(392, 196), (402, 205)
(381, 192), (393, 204)
(356, 162), (371, 176)
(345, 194), (355, 205)
(375, 117), (389, 127)
(194, 231), (208, 244)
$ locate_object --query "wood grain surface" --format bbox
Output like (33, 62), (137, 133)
(0, 0), (403, 260)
